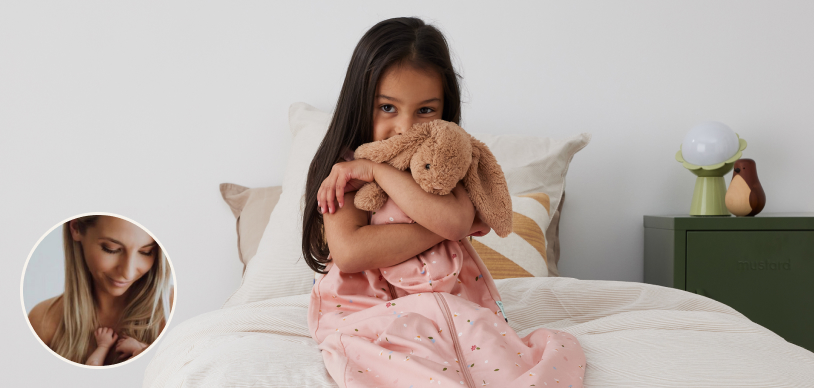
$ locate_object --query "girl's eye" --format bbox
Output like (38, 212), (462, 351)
(381, 104), (395, 113)
(140, 250), (154, 257)
(101, 245), (121, 254)
(419, 107), (435, 114)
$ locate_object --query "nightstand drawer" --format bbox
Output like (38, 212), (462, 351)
(686, 231), (814, 350)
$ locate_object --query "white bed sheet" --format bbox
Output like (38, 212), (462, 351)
(144, 277), (814, 387)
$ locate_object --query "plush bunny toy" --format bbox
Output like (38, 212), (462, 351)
(353, 119), (513, 238)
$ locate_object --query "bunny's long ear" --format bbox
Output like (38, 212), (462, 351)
(353, 123), (434, 170)
(463, 136), (513, 237)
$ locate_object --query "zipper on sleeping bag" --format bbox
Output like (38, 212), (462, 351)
(433, 293), (476, 388)
(496, 301), (508, 323)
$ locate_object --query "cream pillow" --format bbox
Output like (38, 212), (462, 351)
(224, 102), (589, 306)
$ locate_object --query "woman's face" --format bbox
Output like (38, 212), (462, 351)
(373, 63), (444, 142)
(70, 216), (156, 298)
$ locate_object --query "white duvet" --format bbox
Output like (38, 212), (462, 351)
(143, 277), (814, 387)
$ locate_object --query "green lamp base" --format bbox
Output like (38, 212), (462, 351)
(690, 176), (730, 216)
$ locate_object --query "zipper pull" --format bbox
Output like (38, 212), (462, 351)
(496, 301), (508, 323)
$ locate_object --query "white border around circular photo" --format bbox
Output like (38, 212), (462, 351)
(20, 212), (177, 369)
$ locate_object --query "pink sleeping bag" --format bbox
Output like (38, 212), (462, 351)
(308, 195), (587, 387)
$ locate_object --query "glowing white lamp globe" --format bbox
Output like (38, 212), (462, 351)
(681, 121), (740, 166)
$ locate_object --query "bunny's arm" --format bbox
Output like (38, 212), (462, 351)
(372, 162), (475, 242)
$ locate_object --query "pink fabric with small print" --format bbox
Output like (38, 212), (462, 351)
(307, 149), (586, 388)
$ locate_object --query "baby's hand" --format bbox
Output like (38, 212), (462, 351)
(318, 159), (376, 214)
(115, 335), (146, 359)
(94, 327), (118, 348)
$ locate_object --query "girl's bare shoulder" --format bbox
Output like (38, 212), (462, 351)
(28, 294), (63, 346)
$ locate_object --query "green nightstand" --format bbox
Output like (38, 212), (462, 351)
(644, 213), (814, 352)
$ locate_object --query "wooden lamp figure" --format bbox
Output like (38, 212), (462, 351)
(725, 158), (766, 216)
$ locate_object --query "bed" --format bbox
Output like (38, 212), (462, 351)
(143, 103), (814, 387)
(143, 277), (814, 387)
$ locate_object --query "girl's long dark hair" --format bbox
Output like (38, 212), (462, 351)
(302, 17), (463, 274)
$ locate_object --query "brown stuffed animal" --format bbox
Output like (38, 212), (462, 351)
(353, 119), (513, 238)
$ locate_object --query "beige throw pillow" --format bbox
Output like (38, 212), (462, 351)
(220, 184), (283, 273)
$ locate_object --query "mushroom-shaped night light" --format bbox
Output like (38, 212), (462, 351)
(675, 121), (747, 216)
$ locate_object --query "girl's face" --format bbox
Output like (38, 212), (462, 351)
(373, 63), (444, 142)
(70, 216), (156, 298)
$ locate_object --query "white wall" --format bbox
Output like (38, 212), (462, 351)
(2, 1), (813, 386)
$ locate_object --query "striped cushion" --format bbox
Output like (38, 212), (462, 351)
(470, 192), (551, 278)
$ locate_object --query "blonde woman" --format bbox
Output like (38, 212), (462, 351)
(28, 215), (174, 366)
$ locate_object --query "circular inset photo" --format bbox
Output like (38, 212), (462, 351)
(21, 213), (176, 368)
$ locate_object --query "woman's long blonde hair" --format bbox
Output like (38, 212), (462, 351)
(47, 215), (172, 364)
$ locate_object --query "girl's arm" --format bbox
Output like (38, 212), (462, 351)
(319, 159), (475, 242)
(325, 191), (449, 273)
(371, 162), (474, 241)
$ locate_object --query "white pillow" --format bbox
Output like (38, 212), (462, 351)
(222, 103), (330, 307)
(224, 102), (590, 306)
(471, 133), (590, 212)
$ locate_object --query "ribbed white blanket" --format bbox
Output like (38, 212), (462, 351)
(144, 277), (814, 387)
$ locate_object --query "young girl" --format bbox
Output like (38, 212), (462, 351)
(303, 17), (586, 387)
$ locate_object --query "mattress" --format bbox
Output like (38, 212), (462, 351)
(143, 277), (814, 387)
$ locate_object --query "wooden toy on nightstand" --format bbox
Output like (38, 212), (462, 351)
(644, 213), (814, 352)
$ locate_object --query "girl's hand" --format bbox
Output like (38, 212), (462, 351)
(318, 159), (376, 214)
(94, 327), (118, 348)
(467, 211), (491, 237)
